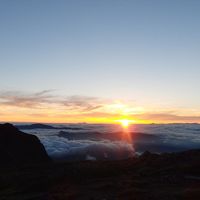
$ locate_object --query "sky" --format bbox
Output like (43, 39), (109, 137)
(0, 0), (200, 123)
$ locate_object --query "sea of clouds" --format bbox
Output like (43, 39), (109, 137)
(17, 123), (200, 161)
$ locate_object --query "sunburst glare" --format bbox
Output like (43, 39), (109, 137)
(117, 119), (134, 128)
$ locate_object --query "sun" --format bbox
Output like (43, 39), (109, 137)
(117, 119), (133, 128)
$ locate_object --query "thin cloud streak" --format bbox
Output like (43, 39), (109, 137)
(61, 95), (104, 112)
(0, 91), (104, 112)
(0, 90), (55, 108)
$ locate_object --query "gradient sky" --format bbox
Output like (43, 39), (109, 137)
(1, 0), (200, 123)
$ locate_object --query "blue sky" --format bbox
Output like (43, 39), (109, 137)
(0, 0), (200, 122)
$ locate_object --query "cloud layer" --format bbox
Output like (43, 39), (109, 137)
(22, 123), (200, 161)
(24, 127), (134, 161)
(43, 137), (134, 160)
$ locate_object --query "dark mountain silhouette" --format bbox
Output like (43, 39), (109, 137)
(58, 130), (158, 141)
(0, 123), (50, 164)
(16, 123), (83, 130)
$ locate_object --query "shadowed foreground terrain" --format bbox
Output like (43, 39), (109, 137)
(0, 123), (199, 200)
(0, 149), (200, 200)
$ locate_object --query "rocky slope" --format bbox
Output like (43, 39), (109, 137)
(0, 123), (51, 164)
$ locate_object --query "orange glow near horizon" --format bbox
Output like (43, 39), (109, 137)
(1, 100), (200, 124)
(0, 115), (147, 124)
(1, 114), (196, 124)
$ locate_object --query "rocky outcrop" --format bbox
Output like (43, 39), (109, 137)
(0, 123), (51, 164)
